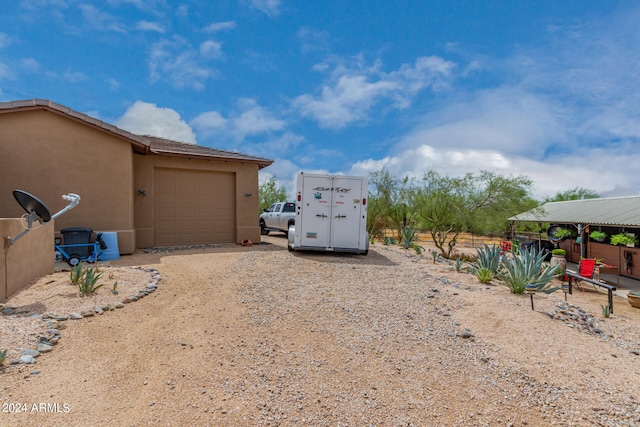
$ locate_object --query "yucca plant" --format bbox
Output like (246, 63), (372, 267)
(454, 257), (464, 272)
(78, 266), (103, 296)
(498, 246), (561, 294)
(601, 304), (611, 318)
(413, 244), (424, 255)
(69, 263), (85, 286)
(0, 348), (7, 366)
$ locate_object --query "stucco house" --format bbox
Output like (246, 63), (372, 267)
(0, 99), (273, 254)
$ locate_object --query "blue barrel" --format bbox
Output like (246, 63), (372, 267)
(98, 232), (120, 261)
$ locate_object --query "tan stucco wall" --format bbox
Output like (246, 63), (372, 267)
(1, 219), (54, 302)
(0, 109), (136, 254)
(133, 153), (261, 248)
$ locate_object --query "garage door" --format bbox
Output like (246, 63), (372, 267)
(155, 168), (236, 246)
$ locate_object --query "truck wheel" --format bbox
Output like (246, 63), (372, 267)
(260, 222), (269, 235)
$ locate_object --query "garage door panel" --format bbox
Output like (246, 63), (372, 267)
(155, 168), (236, 246)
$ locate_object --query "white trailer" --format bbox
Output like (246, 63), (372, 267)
(288, 172), (369, 254)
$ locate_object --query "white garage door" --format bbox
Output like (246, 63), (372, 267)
(155, 168), (236, 246)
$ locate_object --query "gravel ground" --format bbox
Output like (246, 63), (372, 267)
(1, 235), (640, 426)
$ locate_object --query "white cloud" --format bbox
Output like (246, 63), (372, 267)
(190, 110), (227, 133)
(190, 98), (286, 143)
(203, 21), (236, 32)
(62, 70), (87, 82)
(293, 56), (455, 129)
(79, 4), (126, 33)
(148, 36), (214, 90)
(135, 20), (165, 33)
(0, 32), (11, 48)
(199, 40), (222, 59)
(106, 77), (120, 91)
(230, 98), (286, 139)
(115, 101), (197, 144)
(19, 58), (40, 73)
(244, 0), (281, 17)
(0, 62), (13, 80)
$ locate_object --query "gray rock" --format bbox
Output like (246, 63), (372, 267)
(115, 302), (125, 308)
(459, 329), (474, 339)
(37, 342), (54, 353)
(95, 307), (104, 315)
(23, 349), (40, 357)
(70, 312), (83, 320)
(81, 310), (95, 317)
(20, 355), (36, 364)
(2, 306), (17, 315)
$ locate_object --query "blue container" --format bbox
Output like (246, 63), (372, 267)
(98, 232), (120, 261)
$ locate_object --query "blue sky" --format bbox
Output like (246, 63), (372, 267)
(1, 1), (639, 200)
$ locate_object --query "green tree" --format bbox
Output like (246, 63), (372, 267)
(543, 187), (599, 203)
(367, 169), (415, 240)
(258, 176), (286, 213)
(411, 170), (536, 258)
(469, 172), (537, 236)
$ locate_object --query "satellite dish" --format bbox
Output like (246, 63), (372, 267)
(13, 190), (52, 223)
(547, 225), (566, 242)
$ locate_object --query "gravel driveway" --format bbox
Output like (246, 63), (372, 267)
(2, 235), (640, 426)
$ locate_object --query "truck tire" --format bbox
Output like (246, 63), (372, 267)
(260, 221), (269, 235)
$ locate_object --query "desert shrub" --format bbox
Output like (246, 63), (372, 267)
(498, 246), (561, 294)
(0, 348), (7, 365)
(78, 266), (103, 296)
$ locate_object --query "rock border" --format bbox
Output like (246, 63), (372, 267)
(2, 267), (162, 368)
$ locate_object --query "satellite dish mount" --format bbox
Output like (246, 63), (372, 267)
(4, 190), (80, 247)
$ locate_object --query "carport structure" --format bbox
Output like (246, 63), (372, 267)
(509, 196), (640, 282)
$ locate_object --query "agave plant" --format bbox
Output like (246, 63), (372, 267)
(0, 348), (7, 366)
(476, 267), (495, 284)
(468, 244), (502, 276)
(401, 226), (417, 250)
(69, 263), (85, 286)
(498, 246), (561, 294)
(78, 266), (103, 296)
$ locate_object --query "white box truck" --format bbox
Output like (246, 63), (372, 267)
(288, 172), (369, 255)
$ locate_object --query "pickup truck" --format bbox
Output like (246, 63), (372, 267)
(259, 202), (296, 236)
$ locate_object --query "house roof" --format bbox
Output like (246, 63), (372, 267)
(143, 136), (273, 168)
(509, 196), (640, 227)
(0, 99), (274, 169)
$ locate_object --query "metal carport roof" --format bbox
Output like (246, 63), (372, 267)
(509, 196), (640, 227)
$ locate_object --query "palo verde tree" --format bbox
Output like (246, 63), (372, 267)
(542, 187), (599, 203)
(258, 175), (287, 213)
(410, 170), (536, 258)
(367, 168), (415, 239)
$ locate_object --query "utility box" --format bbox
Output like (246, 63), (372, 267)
(288, 172), (368, 255)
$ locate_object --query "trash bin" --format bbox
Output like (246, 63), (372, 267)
(61, 227), (93, 258)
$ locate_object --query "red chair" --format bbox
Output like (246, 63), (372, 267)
(576, 258), (597, 291)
